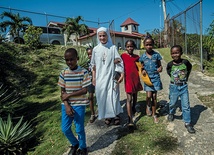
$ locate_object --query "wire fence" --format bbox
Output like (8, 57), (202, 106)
(167, 0), (203, 60)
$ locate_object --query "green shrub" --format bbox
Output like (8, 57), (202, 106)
(23, 26), (42, 49)
(0, 115), (34, 155)
(77, 48), (88, 68)
(203, 58), (214, 76)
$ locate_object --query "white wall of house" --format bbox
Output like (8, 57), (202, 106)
(121, 25), (138, 33)
(64, 34), (77, 45)
(114, 36), (141, 49)
(78, 35), (142, 49)
(79, 36), (97, 47)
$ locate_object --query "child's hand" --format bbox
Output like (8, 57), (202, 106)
(65, 104), (75, 117)
(92, 79), (96, 86)
(61, 92), (69, 101)
(157, 66), (163, 73)
(142, 70), (147, 75)
(114, 58), (121, 64)
(117, 73), (124, 83)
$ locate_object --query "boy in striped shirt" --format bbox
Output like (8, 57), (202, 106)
(58, 48), (91, 155)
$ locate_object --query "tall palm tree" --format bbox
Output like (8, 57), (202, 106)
(62, 16), (89, 45)
(0, 11), (32, 44)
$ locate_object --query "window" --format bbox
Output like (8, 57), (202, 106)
(38, 27), (47, 33)
(125, 25), (128, 30)
(48, 28), (61, 34)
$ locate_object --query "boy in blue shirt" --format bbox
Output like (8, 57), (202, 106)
(58, 48), (91, 155)
(166, 45), (195, 134)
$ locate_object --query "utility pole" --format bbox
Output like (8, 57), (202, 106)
(162, 0), (167, 21)
(200, 0), (203, 72)
(162, 0), (168, 47)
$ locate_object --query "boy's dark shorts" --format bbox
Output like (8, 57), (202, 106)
(88, 84), (95, 93)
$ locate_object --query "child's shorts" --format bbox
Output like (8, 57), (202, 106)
(88, 84), (95, 93)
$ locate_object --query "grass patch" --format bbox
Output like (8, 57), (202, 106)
(157, 48), (172, 63)
(112, 92), (179, 155)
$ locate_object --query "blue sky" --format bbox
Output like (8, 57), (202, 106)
(1, 0), (213, 34)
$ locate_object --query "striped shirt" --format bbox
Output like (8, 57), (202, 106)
(58, 66), (91, 106)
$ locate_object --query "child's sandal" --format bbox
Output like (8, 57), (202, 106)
(153, 115), (159, 123)
(113, 116), (120, 125)
(146, 105), (152, 116)
(89, 115), (96, 123)
(105, 118), (112, 125)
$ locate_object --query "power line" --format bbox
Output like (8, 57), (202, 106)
(113, 6), (144, 21)
(0, 6), (109, 25)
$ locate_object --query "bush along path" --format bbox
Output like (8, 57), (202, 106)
(63, 56), (214, 155)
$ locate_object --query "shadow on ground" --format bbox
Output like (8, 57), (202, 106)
(88, 99), (147, 153)
(158, 99), (208, 125)
(191, 104), (207, 125)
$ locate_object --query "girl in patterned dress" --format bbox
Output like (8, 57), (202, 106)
(139, 37), (163, 123)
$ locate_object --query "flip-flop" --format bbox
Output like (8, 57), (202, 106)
(105, 118), (112, 125)
(113, 116), (120, 125)
(146, 105), (152, 116)
(89, 115), (96, 123)
(153, 115), (159, 123)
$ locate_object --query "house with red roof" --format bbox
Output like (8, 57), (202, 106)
(48, 17), (145, 49)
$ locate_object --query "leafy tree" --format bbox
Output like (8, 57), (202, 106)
(149, 28), (164, 48)
(0, 31), (5, 43)
(204, 20), (214, 55)
(23, 25), (43, 49)
(168, 19), (185, 47)
(0, 11), (32, 44)
(62, 16), (89, 45)
(187, 33), (200, 55)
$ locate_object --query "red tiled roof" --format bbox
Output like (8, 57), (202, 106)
(78, 28), (96, 40)
(120, 18), (139, 27)
(78, 28), (145, 40)
(48, 21), (65, 28)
